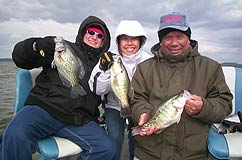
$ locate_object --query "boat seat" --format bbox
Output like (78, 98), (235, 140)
(207, 63), (242, 160)
(13, 68), (82, 159)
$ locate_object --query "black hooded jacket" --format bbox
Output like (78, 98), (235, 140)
(12, 16), (111, 124)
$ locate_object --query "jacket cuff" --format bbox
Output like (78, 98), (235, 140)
(192, 98), (211, 123)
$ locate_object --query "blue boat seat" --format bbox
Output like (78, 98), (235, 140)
(207, 63), (242, 159)
(13, 68), (82, 159)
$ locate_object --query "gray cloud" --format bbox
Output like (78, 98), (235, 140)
(0, 0), (241, 64)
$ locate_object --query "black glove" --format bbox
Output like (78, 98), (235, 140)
(99, 51), (114, 71)
(33, 36), (55, 58)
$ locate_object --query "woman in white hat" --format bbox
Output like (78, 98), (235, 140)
(89, 20), (153, 160)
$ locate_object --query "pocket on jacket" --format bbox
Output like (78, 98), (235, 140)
(134, 134), (162, 158)
(183, 117), (208, 157)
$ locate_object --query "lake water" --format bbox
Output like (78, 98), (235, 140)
(0, 59), (18, 133)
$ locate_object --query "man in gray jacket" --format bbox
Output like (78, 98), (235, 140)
(130, 12), (232, 160)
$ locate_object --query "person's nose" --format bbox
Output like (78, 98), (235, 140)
(170, 38), (179, 46)
(92, 35), (98, 39)
(127, 39), (134, 45)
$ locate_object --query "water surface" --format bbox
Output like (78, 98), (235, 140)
(0, 59), (18, 133)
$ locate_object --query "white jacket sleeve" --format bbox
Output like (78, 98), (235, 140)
(88, 61), (112, 95)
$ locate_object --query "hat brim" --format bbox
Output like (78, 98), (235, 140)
(159, 25), (188, 32)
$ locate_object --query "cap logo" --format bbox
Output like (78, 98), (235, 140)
(161, 15), (183, 23)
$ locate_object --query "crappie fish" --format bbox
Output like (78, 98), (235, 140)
(110, 54), (132, 118)
(52, 36), (86, 98)
(132, 90), (192, 136)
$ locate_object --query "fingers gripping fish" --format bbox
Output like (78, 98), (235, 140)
(52, 36), (86, 98)
(132, 90), (192, 136)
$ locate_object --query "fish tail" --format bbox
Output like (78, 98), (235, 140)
(120, 107), (130, 118)
(71, 84), (86, 98)
(131, 126), (142, 136)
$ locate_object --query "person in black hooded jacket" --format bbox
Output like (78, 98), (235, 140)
(0, 16), (116, 160)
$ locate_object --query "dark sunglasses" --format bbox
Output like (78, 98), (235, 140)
(86, 30), (104, 39)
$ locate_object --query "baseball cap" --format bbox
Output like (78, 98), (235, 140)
(159, 12), (190, 32)
(158, 12), (191, 41)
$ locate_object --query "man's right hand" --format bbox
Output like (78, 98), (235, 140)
(33, 36), (55, 58)
(139, 113), (160, 136)
(99, 51), (114, 71)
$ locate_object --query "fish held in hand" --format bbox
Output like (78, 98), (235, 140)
(132, 90), (192, 136)
(52, 36), (86, 98)
(110, 54), (133, 118)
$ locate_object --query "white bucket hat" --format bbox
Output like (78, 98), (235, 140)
(115, 20), (147, 39)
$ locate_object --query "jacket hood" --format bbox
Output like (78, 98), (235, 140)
(113, 20), (147, 55)
(75, 15), (111, 55)
(115, 20), (147, 39)
(150, 39), (200, 61)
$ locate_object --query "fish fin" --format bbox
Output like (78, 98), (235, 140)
(128, 85), (135, 100)
(77, 60), (85, 80)
(70, 84), (86, 98)
(107, 61), (114, 69)
(154, 128), (164, 134)
(120, 107), (130, 118)
(51, 60), (56, 68)
(78, 68), (85, 80)
(59, 74), (72, 87)
(131, 126), (142, 136)
(176, 115), (182, 124)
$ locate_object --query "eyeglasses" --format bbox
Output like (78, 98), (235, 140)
(86, 30), (104, 39)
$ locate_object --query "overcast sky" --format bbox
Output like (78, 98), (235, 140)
(0, 0), (241, 63)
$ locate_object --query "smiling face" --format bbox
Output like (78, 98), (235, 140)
(160, 31), (190, 56)
(83, 29), (104, 49)
(118, 35), (141, 56)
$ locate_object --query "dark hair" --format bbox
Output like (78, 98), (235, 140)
(139, 36), (146, 47)
(116, 35), (146, 55)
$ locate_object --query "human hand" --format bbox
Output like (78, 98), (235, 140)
(184, 94), (203, 115)
(138, 113), (149, 126)
(33, 36), (55, 58)
(138, 113), (160, 136)
(99, 51), (114, 71)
